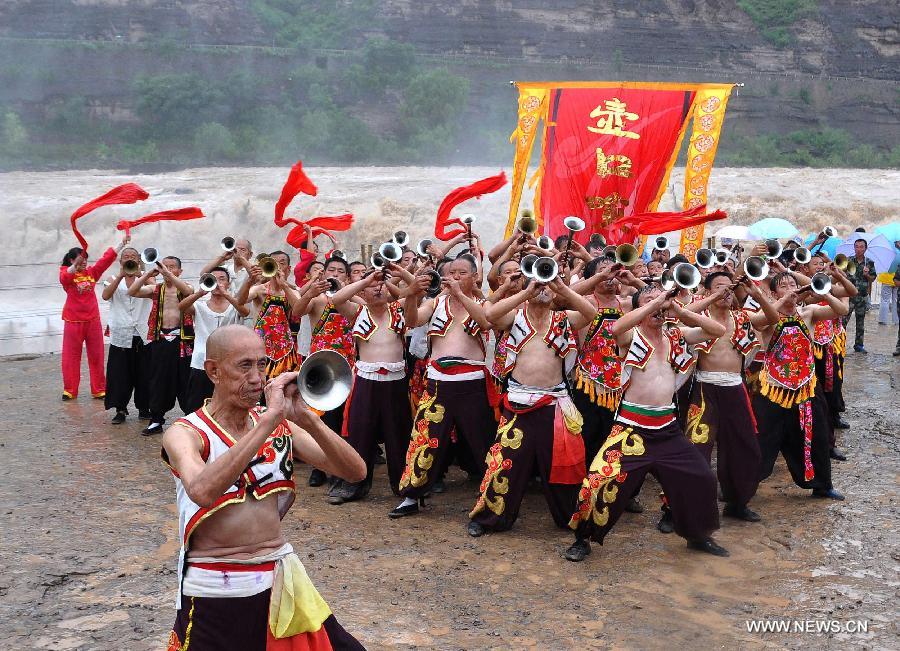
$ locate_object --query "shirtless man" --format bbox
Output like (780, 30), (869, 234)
(326, 266), (413, 503)
(129, 255), (194, 435)
(752, 272), (848, 501)
(161, 325), (365, 650)
(679, 271), (781, 522)
(566, 285), (728, 561)
(467, 276), (597, 536)
(390, 256), (495, 518)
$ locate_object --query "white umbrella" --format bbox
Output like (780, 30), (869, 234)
(747, 217), (799, 240)
(713, 224), (753, 240)
(835, 233), (896, 273)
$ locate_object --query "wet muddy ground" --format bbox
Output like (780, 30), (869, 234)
(1, 316), (897, 650)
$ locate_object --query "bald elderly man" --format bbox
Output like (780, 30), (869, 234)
(161, 325), (367, 650)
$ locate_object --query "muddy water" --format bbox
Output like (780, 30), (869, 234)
(1, 166), (897, 356)
(0, 316), (896, 649)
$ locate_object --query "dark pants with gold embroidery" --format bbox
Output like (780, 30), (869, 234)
(570, 421), (719, 544)
(683, 381), (761, 509)
(753, 393), (832, 490)
(571, 389), (617, 468)
(469, 402), (581, 531)
(814, 351), (842, 446)
(398, 377), (494, 498)
(344, 375), (412, 493)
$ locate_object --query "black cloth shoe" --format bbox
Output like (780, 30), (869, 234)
(624, 497), (643, 513)
(308, 468), (327, 487)
(141, 421), (164, 436)
(687, 538), (729, 557)
(833, 416), (850, 430)
(812, 487), (845, 501)
(61, 393), (73, 401)
(656, 509), (674, 534)
(388, 499), (422, 519)
(723, 503), (761, 522)
(326, 480), (345, 505)
(111, 410), (127, 425)
(564, 539), (592, 562)
(467, 521), (485, 538)
(830, 448), (847, 461)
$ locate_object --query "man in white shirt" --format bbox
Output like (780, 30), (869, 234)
(200, 237), (255, 325)
(102, 247), (153, 425)
(178, 267), (250, 412)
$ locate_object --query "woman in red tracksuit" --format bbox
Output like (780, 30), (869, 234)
(59, 235), (129, 400)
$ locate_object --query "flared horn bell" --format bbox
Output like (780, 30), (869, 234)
(563, 216), (586, 232)
(793, 247), (811, 264)
(715, 249), (730, 265)
(822, 226), (837, 239)
(672, 262), (701, 290)
(517, 215), (537, 235)
(653, 236), (669, 251)
(370, 252), (386, 269)
(695, 248), (715, 269)
(123, 259), (140, 275)
(425, 270), (443, 298)
(416, 238), (433, 258)
(834, 253), (849, 270)
(765, 239), (783, 259)
(537, 235), (553, 250)
(297, 350), (353, 412)
(326, 277), (340, 293)
(199, 273), (218, 292)
(379, 242), (402, 262)
(392, 231), (409, 248)
(520, 254), (538, 278)
(533, 256), (559, 283)
(330, 249), (345, 261)
(259, 256), (279, 278)
(588, 233), (606, 249)
(743, 256), (769, 281)
(660, 269), (675, 291)
(811, 272), (832, 295)
(141, 247), (159, 265)
(221, 236), (236, 252)
(615, 243), (639, 267)
(461, 214), (476, 225)
(602, 245), (617, 259)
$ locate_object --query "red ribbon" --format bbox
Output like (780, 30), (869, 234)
(274, 160), (318, 227)
(434, 171), (507, 241)
(606, 204), (727, 244)
(116, 207), (205, 238)
(70, 183), (149, 251)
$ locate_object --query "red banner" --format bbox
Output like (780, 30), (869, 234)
(539, 87), (694, 244)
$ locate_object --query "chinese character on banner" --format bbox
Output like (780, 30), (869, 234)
(505, 82), (734, 247)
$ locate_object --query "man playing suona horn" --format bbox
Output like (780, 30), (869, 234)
(161, 325), (366, 650)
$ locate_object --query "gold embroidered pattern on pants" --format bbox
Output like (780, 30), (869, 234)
(470, 414), (522, 518)
(685, 387), (710, 444)
(399, 389), (445, 490)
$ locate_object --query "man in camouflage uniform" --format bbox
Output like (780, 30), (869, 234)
(843, 238), (877, 353)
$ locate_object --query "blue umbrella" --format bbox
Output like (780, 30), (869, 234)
(803, 234), (841, 259)
(748, 217), (799, 240)
(874, 222), (900, 244)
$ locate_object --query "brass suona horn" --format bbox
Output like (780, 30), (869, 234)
(743, 256), (769, 281)
(823, 226), (837, 239)
(330, 249), (346, 261)
(793, 247), (812, 264)
(653, 236), (669, 251)
(379, 242), (402, 263)
(615, 243), (639, 267)
(123, 259), (140, 275)
(533, 256), (559, 283)
(370, 252), (386, 269)
(517, 211), (537, 236)
(425, 270), (442, 298)
(715, 249), (730, 265)
(221, 236), (236, 252)
(602, 245), (617, 259)
(199, 273), (218, 292)
(297, 349), (353, 412)
(672, 262), (701, 290)
(834, 253), (849, 270)
(695, 248), (715, 269)
(392, 231), (409, 248)
(588, 233), (606, 249)
(461, 214), (476, 226)
(765, 239), (783, 259)
(659, 269), (675, 291)
(416, 238), (433, 258)
(520, 254), (538, 278)
(810, 272), (832, 295)
(326, 277), (340, 293)
(141, 247), (159, 265)
(259, 256), (279, 278)
(560, 216), (586, 264)
(537, 235), (553, 250)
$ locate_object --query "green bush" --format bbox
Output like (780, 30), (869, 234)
(194, 122), (238, 161)
(133, 74), (225, 135)
(737, 0), (818, 47)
